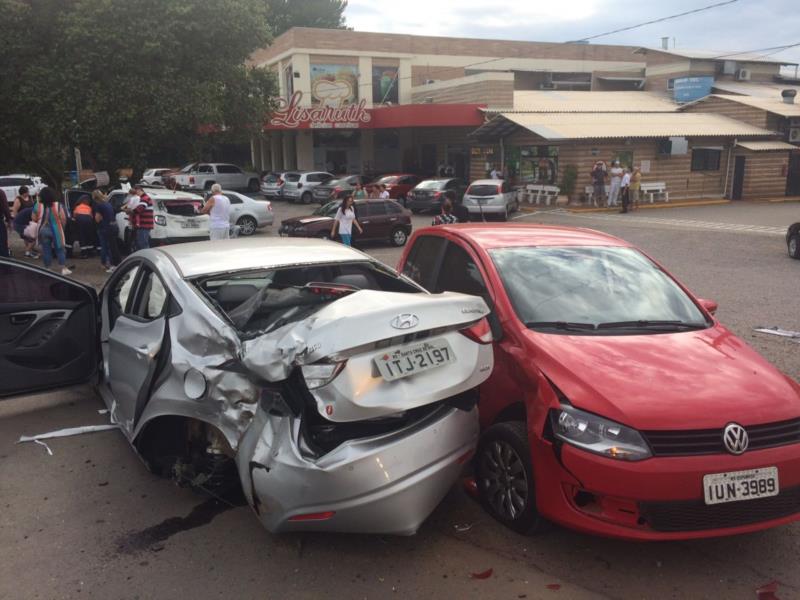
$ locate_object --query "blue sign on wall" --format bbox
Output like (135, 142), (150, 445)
(673, 76), (714, 103)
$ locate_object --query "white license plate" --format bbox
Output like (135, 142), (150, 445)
(374, 339), (455, 382)
(703, 467), (779, 505)
(181, 220), (200, 229)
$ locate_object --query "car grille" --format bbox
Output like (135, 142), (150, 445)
(639, 486), (800, 532)
(643, 418), (800, 456)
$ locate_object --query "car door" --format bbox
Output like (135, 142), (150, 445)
(103, 262), (169, 431)
(361, 201), (390, 241)
(225, 193), (245, 224)
(400, 234), (447, 291)
(0, 259), (99, 398)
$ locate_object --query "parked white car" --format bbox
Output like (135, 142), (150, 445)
(260, 171), (287, 199)
(174, 163), (261, 193)
(106, 188), (209, 250)
(218, 190), (273, 236)
(282, 171), (334, 204)
(0, 174), (44, 205)
(141, 168), (174, 186)
(462, 179), (519, 221)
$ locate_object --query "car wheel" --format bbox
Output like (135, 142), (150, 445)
(476, 421), (549, 535)
(237, 215), (258, 236)
(500, 206), (509, 222)
(247, 179), (259, 193)
(390, 227), (408, 247)
(789, 232), (800, 259)
(301, 192), (312, 204)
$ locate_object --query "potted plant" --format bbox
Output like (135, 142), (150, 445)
(560, 164), (578, 204)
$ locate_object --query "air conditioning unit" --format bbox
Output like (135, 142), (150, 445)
(789, 128), (800, 143)
(737, 69), (751, 81)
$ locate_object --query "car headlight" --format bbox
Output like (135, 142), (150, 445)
(549, 404), (651, 461)
(301, 361), (346, 390)
(154, 215), (167, 226)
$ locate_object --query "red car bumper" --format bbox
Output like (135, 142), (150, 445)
(532, 436), (800, 540)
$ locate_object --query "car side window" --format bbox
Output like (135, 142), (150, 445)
(402, 235), (446, 291)
(306, 173), (321, 183)
(387, 202), (403, 214)
(132, 270), (168, 320)
(435, 243), (489, 300)
(367, 202), (387, 217)
(198, 165), (213, 174)
(225, 194), (243, 205)
(109, 264), (141, 326)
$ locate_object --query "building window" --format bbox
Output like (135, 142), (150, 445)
(373, 66), (399, 104)
(667, 78), (675, 90)
(506, 146), (559, 185)
(691, 148), (721, 171)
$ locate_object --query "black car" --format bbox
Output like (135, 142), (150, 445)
(405, 178), (466, 214)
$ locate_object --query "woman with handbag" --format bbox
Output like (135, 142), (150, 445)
(12, 185), (39, 259)
(32, 186), (71, 275)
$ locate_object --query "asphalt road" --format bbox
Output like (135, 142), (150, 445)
(1, 199), (799, 600)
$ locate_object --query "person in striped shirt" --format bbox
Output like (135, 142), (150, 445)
(131, 184), (154, 250)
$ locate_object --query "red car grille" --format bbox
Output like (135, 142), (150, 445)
(639, 486), (800, 532)
(643, 418), (800, 456)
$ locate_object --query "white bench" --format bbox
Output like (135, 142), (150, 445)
(640, 182), (669, 203)
(525, 184), (560, 206)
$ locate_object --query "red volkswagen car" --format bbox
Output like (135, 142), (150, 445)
(398, 224), (800, 540)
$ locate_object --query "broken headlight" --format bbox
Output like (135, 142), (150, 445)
(549, 405), (651, 461)
(301, 361), (346, 390)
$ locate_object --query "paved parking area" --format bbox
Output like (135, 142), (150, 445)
(1, 200), (799, 599)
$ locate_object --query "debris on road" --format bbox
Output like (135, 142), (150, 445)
(17, 424), (120, 448)
(754, 327), (800, 343)
(33, 440), (53, 456)
(546, 583), (562, 591)
(462, 476), (478, 499)
(470, 568), (493, 580)
(756, 581), (780, 600)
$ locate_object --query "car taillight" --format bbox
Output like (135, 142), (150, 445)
(288, 511), (335, 522)
(459, 317), (493, 344)
(433, 191), (442, 198)
(333, 187), (341, 194)
(189, 176), (195, 184)
(266, 202), (272, 212)
(278, 179), (284, 186)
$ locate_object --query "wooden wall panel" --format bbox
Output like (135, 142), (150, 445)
(728, 150), (791, 199)
(683, 96), (769, 129)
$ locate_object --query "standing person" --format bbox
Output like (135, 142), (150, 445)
(630, 166), (642, 211)
(590, 161), (607, 207)
(620, 168), (632, 213)
(32, 186), (71, 274)
(607, 160), (623, 208)
(330, 195), (362, 247)
(352, 182), (368, 199)
(432, 199), (458, 225)
(378, 184), (390, 199)
(131, 184), (154, 249)
(490, 165), (502, 179)
(72, 195), (95, 257)
(92, 190), (120, 271)
(0, 188), (10, 257)
(11, 185), (38, 258)
(451, 192), (470, 223)
(200, 183), (231, 240)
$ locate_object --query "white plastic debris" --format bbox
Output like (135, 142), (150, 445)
(754, 327), (800, 342)
(97, 409), (109, 415)
(17, 424), (119, 446)
(33, 439), (53, 456)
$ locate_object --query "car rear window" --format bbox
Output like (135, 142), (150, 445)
(284, 173), (301, 182)
(466, 184), (500, 196)
(0, 177), (33, 187)
(416, 180), (445, 190)
(377, 176), (398, 184)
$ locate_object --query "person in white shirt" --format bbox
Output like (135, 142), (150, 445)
(490, 165), (502, 179)
(607, 161), (623, 207)
(378, 184), (390, 199)
(620, 168), (632, 213)
(330, 195), (362, 246)
(200, 183), (231, 240)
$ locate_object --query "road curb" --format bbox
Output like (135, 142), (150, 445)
(562, 199), (731, 214)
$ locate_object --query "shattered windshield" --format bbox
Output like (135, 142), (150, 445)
(194, 261), (422, 338)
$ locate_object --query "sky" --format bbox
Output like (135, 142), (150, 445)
(344, 0), (800, 74)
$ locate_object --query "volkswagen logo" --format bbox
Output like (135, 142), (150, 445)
(390, 313), (419, 330)
(722, 423), (749, 455)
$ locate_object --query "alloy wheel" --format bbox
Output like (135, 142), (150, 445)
(479, 439), (529, 520)
(237, 216), (257, 236)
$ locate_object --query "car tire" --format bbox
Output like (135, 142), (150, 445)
(476, 421), (550, 535)
(500, 206), (509, 222)
(390, 227), (408, 247)
(237, 215), (258, 236)
(247, 179), (259, 193)
(301, 192), (312, 204)
(789, 232), (800, 259)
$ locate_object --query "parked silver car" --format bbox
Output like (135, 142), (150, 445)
(282, 171), (334, 204)
(0, 239), (493, 534)
(462, 179), (519, 221)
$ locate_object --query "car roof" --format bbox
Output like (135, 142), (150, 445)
(469, 179), (502, 185)
(431, 223), (631, 249)
(154, 237), (372, 278)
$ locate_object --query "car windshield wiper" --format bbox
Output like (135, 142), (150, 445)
(526, 321), (597, 331)
(596, 320), (707, 330)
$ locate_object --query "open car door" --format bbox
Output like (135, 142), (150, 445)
(0, 259), (99, 398)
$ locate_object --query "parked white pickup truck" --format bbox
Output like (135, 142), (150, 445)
(174, 163), (261, 193)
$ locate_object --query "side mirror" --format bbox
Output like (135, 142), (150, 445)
(698, 298), (718, 315)
(487, 310), (504, 342)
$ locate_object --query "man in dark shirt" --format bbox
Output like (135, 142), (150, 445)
(0, 189), (11, 257)
(447, 190), (470, 223)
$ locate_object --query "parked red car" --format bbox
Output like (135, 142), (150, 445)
(370, 174), (422, 205)
(398, 223), (800, 540)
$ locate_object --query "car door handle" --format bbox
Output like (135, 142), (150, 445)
(361, 220), (370, 224)
(10, 314), (36, 325)
(389, 218), (397, 221)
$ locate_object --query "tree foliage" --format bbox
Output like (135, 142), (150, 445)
(0, 0), (279, 185)
(264, 0), (348, 36)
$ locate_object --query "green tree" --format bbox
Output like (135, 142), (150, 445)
(264, 0), (348, 36)
(0, 0), (278, 186)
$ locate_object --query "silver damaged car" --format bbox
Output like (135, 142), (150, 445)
(0, 238), (494, 535)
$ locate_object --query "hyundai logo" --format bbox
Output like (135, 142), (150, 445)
(723, 423), (749, 455)
(390, 313), (419, 330)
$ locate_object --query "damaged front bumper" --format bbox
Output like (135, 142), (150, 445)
(237, 400), (479, 535)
